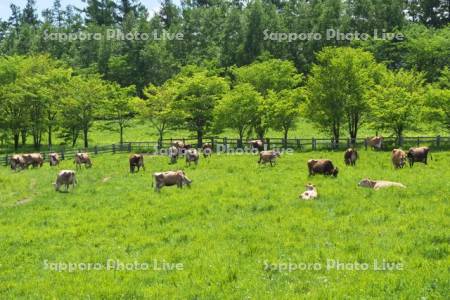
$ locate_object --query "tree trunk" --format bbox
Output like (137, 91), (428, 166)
(120, 125), (124, 144)
(48, 125), (52, 147)
(197, 128), (203, 148)
(83, 128), (89, 148)
(14, 133), (19, 151)
(283, 127), (289, 149)
(21, 129), (27, 146)
(158, 130), (164, 149)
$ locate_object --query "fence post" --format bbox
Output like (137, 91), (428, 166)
(211, 137), (215, 150)
(312, 138), (316, 151)
(436, 135), (441, 149)
(417, 137), (420, 146)
(347, 138), (350, 148)
(224, 137), (228, 152)
(61, 150), (65, 160)
(112, 144), (115, 154)
(128, 143), (132, 152)
(94, 146), (98, 155)
(296, 139), (300, 150)
(5, 155), (8, 166)
(266, 138), (270, 150)
(364, 138), (368, 150)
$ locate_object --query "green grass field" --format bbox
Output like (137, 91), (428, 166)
(0, 150), (449, 298)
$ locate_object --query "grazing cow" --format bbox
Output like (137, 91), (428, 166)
(367, 136), (383, 150)
(54, 170), (77, 192)
(300, 183), (318, 200)
(344, 148), (358, 166)
(74, 153), (92, 169)
(358, 178), (406, 190)
(129, 154), (145, 173)
(202, 143), (212, 158)
(258, 150), (280, 166)
(168, 146), (179, 164)
(10, 154), (26, 171)
(23, 153), (44, 168)
(249, 140), (265, 152)
(172, 141), (191, 156)
(185, 149), (199, 166)
(172, 140), (185, 148)
(152, 170), (192, 192)
(307, 159), (338, 177)
(407, 147), (432, 167)
(49, 153), (60, 167)
(391, 149), (407, 169)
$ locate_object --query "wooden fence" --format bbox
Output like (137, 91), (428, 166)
(2, 135), (449, 166)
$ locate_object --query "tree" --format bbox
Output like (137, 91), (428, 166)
(214, 83), (262, 146)
(172, 69), (229, 147)
(368, 69), (425, 141)
(422, 67), (450, 132)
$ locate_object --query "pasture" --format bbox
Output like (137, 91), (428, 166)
(0, 150), (449, 298)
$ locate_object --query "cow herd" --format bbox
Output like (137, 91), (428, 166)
(7, 138), (433, 195)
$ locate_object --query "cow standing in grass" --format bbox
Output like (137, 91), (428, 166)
(185, 149), (199, 166)
(202, 143), (212, 158)
(49, 153), (60, 167)
(23, 153), (44, 168)
(407, 147), (432, 167)
(168, 146), (179, 164)
(391, 149), (407, 169)
(258, 150), (280, 166)
(152, 170), (192, 192)
(129, 154), (145, 173)
(10, 154), (26, 171)
(54, 170), (77, 192)
(344, 148), (358, 166)
(74, 153), (92, 169)
(367, 136), (383, 150)
(249, 140), (264, 152)
(308, 159), (338, 177)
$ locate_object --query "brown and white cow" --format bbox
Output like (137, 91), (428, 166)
(49, 153), (60, 167)
(168, 146), (179, 164)
(258, 150), (280, 166)
(307, 159), (338, 177)
(10, 154), (26, 171)
(202, 143), (212, 158)
(391, 149), (407, 169)
(152, 170), (192, 192)
(23, 153), (44, 168)
(358, 178), (406, 190)
(407, 147), (432, 167)
(249, 140), (265, 152)
(74, 153), (92, 169)
(54, 170), (77, 192)
(300, 183), (318, 200)
(129, 154), (145, 173)
(366, 136), (383, 150)
(344, 148), (358, 166)
(185, 149), (199, 166)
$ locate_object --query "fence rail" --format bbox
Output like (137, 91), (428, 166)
(2, 135), (450, 166)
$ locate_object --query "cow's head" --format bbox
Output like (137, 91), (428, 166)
(332, 167), (339, 177)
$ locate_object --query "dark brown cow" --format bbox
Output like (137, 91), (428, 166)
(129, 154), (145, 173)
(152, 170), (192, 192)
(366, 136), (383, 150)
(49, 153), (60, 167)
(248, 140), (264, 152)
(391, 149), (407, 169)
(74, 153), (92, 169)
(407, 147), (432, 167)
(23, 153), (44, 168)
(258, 150), (280, 166)
(307, 159), (338, 177)
(10, 154), (26, 171)
(202, 143), (212, 158)
(344, 148), (358, 166)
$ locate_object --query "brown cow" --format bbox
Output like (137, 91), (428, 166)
(10, 154), (26, 171)
(185, 149), (199, 166)
(391, 149), (407, 169)
(152, 170), (192, 192)
(54, 170), (77, 192)
(344, 148), (358, 166)
(168, 146), (179, 164)
(258, 150), (280, 166)
(202, 143), (212, 158)
(367, 136), (383, 150)
(74, 153), (92, 169)
(23, 153), (44, 168)
(407, 147), (432, 167)
(49, 153), (60, 167)
(249, 140), (264, 152)
(307, 159), (338, 177)
(129, 154), (145, 173)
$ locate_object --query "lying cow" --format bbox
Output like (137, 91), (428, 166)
(152, 170), (192, 192)
(358, 178), (406, 190)
(202, 143), (212, 158)
(129, 154), (145, 173)
(54, 170), (77, 192)
(308, 159), (338, 177)
(407, 147), (432, 167)
(186, 149), (199, 166)
(391, 149), (407, 169)
(344, 148), (358, 166)
(49, 153), (60, 167)
(168, 146), (179, 164)
(249, 140), (264, 152)
(258, 150), (280, 166)
(23, 153), (44, 168)
(74, 153), (92, 169)
(300, 183), (318, 200)
(10, 154), (26, 171)
(367, 136), (383, 150)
